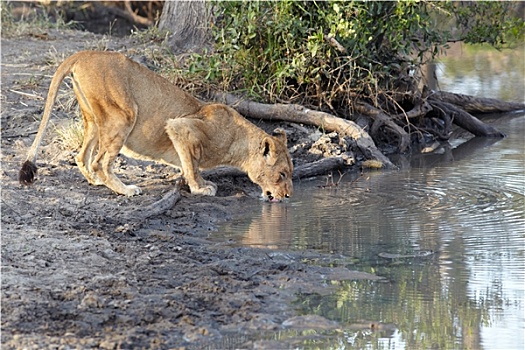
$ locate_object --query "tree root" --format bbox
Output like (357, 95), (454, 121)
(429, 100), (505, 137)
(212, 92), (395, 168)
(354, 101), (411, 152)
(208, 89), (521, 178)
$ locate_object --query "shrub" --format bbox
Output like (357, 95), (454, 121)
(186, 1), (523, 116)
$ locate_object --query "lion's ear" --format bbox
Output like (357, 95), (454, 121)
(272, 128), (287, 146)
(262, 138), (271, 158)
(262, 137), (277, 165)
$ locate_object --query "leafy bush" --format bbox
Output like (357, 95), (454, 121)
(442, 1), (525, 47)
(186, 0), (523, 115)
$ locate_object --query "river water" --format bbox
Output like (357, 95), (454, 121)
(217, 45), (524, 349)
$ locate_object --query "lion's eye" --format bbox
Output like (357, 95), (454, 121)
(279, 172), (287, 181)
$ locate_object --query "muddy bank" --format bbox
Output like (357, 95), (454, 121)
(1, 29), (383, 349)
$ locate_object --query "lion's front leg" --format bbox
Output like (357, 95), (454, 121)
(165, 119), (217, 196)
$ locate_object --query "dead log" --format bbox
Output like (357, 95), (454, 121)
(430, 101), (505, 137)
(211, 92), (394, 168)
(201, 166), (244, 179)
(202, 157), (349, 181)
(431, 91), (525, 114)
(120, 186), (181, 221)
(292, 157), (346, 179)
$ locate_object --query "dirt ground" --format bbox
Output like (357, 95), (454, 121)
(1, 29), (384, 349)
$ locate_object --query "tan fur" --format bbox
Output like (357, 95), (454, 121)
(19, 51), (293, 201)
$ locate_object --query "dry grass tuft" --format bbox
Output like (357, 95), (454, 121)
(54, 119), (84, 151)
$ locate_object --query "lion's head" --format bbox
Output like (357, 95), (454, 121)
(247, 128), (293, 202)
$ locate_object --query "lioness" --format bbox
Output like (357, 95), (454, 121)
(19, 51), (293, 201)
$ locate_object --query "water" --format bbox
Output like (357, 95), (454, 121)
(216, 45), (525, 349)
(436, 43), (525, 103)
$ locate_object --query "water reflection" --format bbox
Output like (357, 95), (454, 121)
(436, 43), (525, 103)
(241, 202), (294, 249)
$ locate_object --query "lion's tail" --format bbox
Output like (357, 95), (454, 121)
(19, 53), (81, 186)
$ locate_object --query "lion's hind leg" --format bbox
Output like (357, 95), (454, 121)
(165, 118), (217, 196)
(75, 109), (104, 186)
(91, 108), (141, 197)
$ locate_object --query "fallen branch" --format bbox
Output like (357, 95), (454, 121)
(120, 186), (181, 221)
(430, 101), (505, 137)
(293, 157), (346, 180)
(3, 131), (39, 139)
(8, 89), (44, 100)
(202, 157), (349, 181)
(430, 91), (525, 114)
(202, 166), (244, 179)
(212, 92), (394, 168)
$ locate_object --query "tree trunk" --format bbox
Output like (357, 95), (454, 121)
(158, 1), (210, 53)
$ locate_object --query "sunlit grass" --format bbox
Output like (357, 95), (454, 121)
(54, 118), (84, 151)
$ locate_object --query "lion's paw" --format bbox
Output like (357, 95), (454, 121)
(91, 177), (105, 186)
(122, 185), (142, 197)
(191, 184), (217, 196)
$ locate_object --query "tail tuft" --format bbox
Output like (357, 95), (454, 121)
(19, 160), (38, 185)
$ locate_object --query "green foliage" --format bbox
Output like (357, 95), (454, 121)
(441, 2), (525, 48)
(185, 0), (523, 113)
(130, 25), (169, 45)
